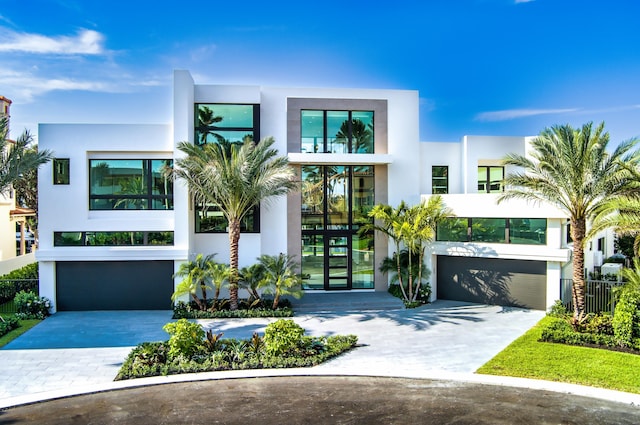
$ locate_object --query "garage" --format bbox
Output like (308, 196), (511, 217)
(436, 256), (546, 310)
(56, 261), (174, 311)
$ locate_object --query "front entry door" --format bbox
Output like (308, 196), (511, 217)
(326, 234), (351, 290)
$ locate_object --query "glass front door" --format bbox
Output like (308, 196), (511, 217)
(301, 164), (375, 291)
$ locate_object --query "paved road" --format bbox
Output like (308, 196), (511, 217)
(2, 376), (640, 425)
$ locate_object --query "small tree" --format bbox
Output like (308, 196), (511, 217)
(171, 254), (216, 310)
(239, 263), (265, 302)
(363, 196), (450, 304)
(257, 253), (303, 309)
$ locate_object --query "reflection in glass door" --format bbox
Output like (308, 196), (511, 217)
(327, 235), (350, 289)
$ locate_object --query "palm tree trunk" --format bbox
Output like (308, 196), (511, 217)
(394, 245), (408, 301)
(229, 218), (241, 310)
(571, 217), (587, 324)
(413, 248), (424, 302)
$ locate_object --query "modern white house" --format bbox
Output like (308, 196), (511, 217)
(37, 69), (606, 312)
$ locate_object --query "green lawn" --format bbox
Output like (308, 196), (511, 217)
(477, 316), (640, 394)
(0, 314), (41, 348)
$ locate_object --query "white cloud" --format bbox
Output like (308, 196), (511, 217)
(515, 0), (535, 3)
(475, 108), (578, 122)
(0, 67), (115, 101)
(0, 28), (105, 55)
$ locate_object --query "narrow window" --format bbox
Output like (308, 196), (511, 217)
(53, 158), (70, 185)
(432, 166), (448, 194)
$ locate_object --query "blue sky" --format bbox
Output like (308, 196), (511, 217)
(1, 0), (639, 144)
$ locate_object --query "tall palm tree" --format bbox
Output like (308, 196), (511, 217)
(169, 137), (297, 310)
(0, 117), (53, 196)
(499, 122), (640, 323)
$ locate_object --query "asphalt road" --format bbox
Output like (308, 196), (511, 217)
(2, 376), (639, 425)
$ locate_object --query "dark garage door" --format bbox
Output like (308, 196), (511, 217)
(437, 256), (546, 310)
(56, 261), (174, 311)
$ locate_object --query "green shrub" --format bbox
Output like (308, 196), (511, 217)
(612, 266), (640, 347)
(547, 300), (569, 318)
(0, 263), (39, 280)
(0, 316), (20, 337)
(13, 291), (51, 320)
(115, 330), (359, 381)
(0, 263), (39, 304)
(172, 300), (293, 319)
(583, 313), (614, 335)
(539, 317), (627, 350)
(162, 319), (205, 358)
(263, 319), (305, 356)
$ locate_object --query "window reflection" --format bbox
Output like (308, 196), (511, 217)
(301, 110), (373, 153)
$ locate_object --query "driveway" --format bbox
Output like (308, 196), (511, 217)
(1, 300), (545, 405)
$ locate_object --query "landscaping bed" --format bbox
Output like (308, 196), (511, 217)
(116, 318), (358, 381)
(172, 299), (294, 319)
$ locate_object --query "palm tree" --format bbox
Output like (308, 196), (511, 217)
(169, 137), (297, 310)
(257, 253), (304, 309)
(361, 201), (409, 299)
(239, 263), (266, 302)
(1, 117), (53, 196)
(171, 253), (217, 310)
(402, 196), (452, 302)
(196, 106), (224, 146)
(499, 122), (640, 323)
(588, 164), (640, 257)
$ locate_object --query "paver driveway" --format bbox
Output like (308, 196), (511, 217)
(0, 300), (545, 405)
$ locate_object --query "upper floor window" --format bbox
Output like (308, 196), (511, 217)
(89, 159), (173, 210)
(301, 110), (374, 154)
(437, 217), (546, 245)
(478, 166), (504, 193)
(195, 203), (260, 233)
(195, 104), (259, 146)
(53, 158), (70, 185)
(432, 166), (448, 194)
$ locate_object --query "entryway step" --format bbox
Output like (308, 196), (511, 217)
(289, 292), (404, 313)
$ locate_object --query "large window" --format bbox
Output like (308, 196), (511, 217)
(195, 104), (259, 146)
(432, 166), (448, 194)
(54, 231), (174, 246)
(437, 217), (546, 245)
(89, 159), (173, 210)
(478, 166), (504, 193)
(301, 165), (375, 290)
(195, 204), (260, 233)
(301, 110), (374, 153)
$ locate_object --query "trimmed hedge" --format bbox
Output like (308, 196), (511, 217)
(173, 300), (294, 319)
(0, 263), (39, 304)
(539, 317), (640, 353)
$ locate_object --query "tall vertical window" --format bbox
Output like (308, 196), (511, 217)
(89, 159), (173, 210)
(301, 110), (374, 154)
(195, 104), (259, 146)
(301, 165), (375, 290)
(53, 158), (70, 185)
(478, 166), (504, 193)
(432, 166), (448, 194)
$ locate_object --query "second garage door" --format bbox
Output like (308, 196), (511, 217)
(56, 261), (174, 311)
(436, 256), (546, 310)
